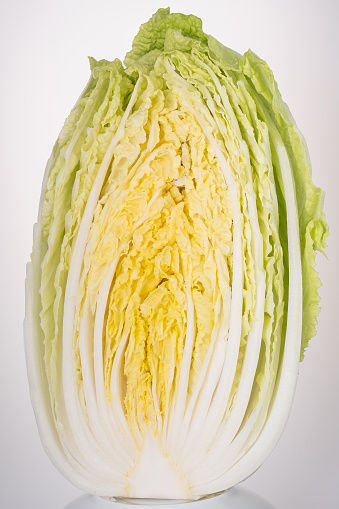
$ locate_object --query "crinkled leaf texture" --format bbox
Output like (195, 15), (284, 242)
(25, 7), (328, 500)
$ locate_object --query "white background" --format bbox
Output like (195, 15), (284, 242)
(0, 1), (338, 508)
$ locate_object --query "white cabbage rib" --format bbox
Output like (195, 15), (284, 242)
(161, 62), (261, 475)
(26, 77), (143, 496)
(25, 13), (313, 500)
(195, 127), (302, 496)
(160, 60), (301, 496)
(60, 79), (142, 492)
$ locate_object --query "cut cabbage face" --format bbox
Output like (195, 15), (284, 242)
(25, 8), (328, 500)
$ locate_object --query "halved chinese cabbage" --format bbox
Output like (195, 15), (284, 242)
(25, 8), (328, 500)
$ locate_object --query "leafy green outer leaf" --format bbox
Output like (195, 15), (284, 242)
(124, 8), (207, 68)
(242, 51), (328, 359)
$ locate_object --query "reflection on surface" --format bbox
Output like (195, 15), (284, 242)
(63, 487), (276, 509)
